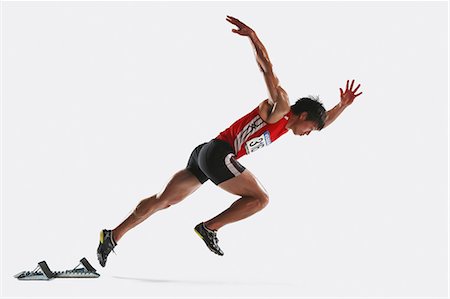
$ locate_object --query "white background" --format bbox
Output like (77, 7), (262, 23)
(1, 1), (448, 298)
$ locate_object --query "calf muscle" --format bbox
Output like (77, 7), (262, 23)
(112, 169), (202, 242)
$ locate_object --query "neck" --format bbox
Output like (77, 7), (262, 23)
(285, 114), (297, 130)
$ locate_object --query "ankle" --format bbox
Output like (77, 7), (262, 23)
(204, 222), (219, 232)
(111, 229), (119, 244)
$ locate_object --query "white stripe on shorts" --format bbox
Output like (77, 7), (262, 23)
(224, 153), (241, 177)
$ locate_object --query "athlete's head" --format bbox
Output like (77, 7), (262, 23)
(288, 97), (327, 136)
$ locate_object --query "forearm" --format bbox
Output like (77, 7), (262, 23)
(323, 102), (347, 129)
(248, 32), (272, 72)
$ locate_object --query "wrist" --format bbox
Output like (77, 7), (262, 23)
(338, 101), (349, 109)
(249, 31), (257, 40)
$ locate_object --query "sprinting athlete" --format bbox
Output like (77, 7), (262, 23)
(97, 15), (362, 266)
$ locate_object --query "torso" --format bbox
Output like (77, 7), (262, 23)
(215, 104), (292, 159)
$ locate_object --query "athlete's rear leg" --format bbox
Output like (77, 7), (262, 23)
(204, 169), (269, 231)
(113, 169), (203, 242)
(98, 168), (202, 266)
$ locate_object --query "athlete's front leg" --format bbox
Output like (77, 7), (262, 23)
(205, 169), (269, 230)
(194, 169), (269, 256)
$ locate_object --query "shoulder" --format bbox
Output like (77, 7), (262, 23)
(258, 99), (291, 124)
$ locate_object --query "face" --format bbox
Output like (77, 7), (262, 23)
(289, 112), (318, 136)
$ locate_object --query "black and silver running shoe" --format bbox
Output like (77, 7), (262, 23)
(97, 229), (117, 267)
(194, 222), (224, 256)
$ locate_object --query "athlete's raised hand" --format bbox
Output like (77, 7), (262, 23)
(226, 15), (255, 37)
(340, 80), (363, 107)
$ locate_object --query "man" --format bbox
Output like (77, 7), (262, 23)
(97, 16), (362, 266)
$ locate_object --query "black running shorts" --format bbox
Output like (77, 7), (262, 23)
(186, 139), (246, 185)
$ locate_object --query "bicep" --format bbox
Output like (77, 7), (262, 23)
(262, 68), (280, 105)
(259, 67), (290, 123)
(262, 68), (290, 105)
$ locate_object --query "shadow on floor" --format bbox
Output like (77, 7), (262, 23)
(112, 275), (293, 287)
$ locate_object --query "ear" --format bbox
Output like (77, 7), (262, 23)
(299, 112), (308, 120)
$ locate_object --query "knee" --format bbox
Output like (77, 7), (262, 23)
(156, 192), (182, 209)
(132, 194), (172, 218)
(154, 193), (172, 210)
(256, 192), (269, 210)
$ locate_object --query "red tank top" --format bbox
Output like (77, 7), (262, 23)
(216, 105), (292, 159)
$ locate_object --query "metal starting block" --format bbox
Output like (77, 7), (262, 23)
(15, 258), (100, 280)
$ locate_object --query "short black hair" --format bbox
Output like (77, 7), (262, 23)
(290, 97), (327, 130)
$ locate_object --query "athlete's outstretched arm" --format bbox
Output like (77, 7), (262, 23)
(226, 16), (290, 123)
(323, 80), (363, 129)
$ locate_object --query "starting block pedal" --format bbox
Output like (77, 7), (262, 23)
(15, 258), (100, 280)
(14, 261), (55, 280)
(54, 257), (100, 278)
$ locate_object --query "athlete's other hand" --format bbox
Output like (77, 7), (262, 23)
(340, 80), (363, 107)
(226, 15), (255, 37)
